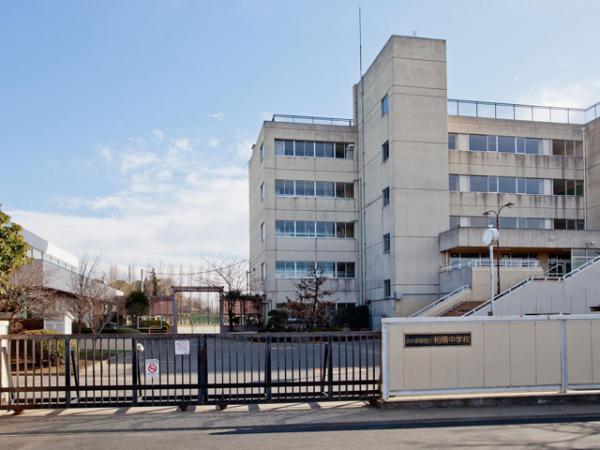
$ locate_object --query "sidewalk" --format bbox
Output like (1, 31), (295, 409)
(2, 399), (600, 437)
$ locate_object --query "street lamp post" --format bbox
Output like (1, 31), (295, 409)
(483, 202), (514, 295)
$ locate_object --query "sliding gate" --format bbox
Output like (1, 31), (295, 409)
(0, 332), (380, 410)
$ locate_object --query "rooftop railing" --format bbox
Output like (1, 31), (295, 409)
(272, 114), (354, 127)
(448, 98), (600, 125)
(440, 259), (541, 273)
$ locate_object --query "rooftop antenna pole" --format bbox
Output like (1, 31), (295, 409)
(358, 7), (368, 312)
(359, 7), (363, 76)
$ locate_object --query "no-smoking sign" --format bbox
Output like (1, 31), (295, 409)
(145, 359), (160, 379)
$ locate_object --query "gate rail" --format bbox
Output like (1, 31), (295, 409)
(0, 332), (380, 410)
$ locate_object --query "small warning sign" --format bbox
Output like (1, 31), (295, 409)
(145, 359), (160, 379)
(175, 340), (190, 356)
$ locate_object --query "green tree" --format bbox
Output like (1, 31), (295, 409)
(0, 211), (30, 297)
(126, 291), (149, 326)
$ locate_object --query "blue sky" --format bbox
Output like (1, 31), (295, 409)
(2, 0), (600, 271)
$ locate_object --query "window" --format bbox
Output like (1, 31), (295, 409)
(525, 138), (542, 155)
(381, 95), (389, 116)
(525, 218), (545, 230)
(260, 183), (265, 201)
(336, 222), (354, 238)
(296, 221), (316, 237)
(383, 279), (391, 298)
(554, 219), (584, 230)
(261, 263), (265, 280)
(275, 179), (294, 196)
(499, 217), (517, 229)
(498, 136), (515, 153)
(259, 143), (264, 161)
(315, 142), (334, 158)
(576, 180), (584, 196)
(498, 176), (516, 193)
(470, 175), (488, 192)
(449, 216), (460, 229)
(275, 140), (294, 156)
(315, 181), (335, 197)
(317, 221), (335, 238)
(336, 182), (354, 199)
(566, 180), (576, 196)
(552, 140), (566, 156)
(295, 140), (315, 157)
(317, 261), (335, 278)
(260, 223), (265, 241)
(382, 140), (390, 162)
(448, 133), (457, 150)
(275, 139), (354, 160)
(336, 262), (355, 278)
(382, 187), (390, 206)
(553, 179), (566, 196)
(383, 233), (391, 254)
(471, 216), (492, 228)
(469, 134), (488, 152)
(295, 180), (315, 196)
(469, 134), (496, 151)
(526, 178), (543, 195)
(449, 174), (459, 192)
(275, 220), (295, 237)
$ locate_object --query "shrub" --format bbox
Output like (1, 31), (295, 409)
(265, 309), (288, 331)
(101, 326), (140, 334)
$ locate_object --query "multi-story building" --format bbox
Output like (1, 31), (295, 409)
(248, 35), (600, 326)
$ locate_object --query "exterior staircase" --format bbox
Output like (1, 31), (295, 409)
(442, 301), (485, 317)
(462, 255), (600, 316)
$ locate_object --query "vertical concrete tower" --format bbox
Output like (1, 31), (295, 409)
(355, 36), (449, 323)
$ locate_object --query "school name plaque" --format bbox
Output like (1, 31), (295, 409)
(404, 333), (472, 347)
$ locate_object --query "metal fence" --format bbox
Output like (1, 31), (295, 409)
(0, 332), (380, 410)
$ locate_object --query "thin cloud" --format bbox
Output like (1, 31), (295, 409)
(10, 129), (249, 268)
(209, 112), (225, 120)
(521, 78), (600, 108)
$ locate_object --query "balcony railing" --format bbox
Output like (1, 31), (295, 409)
(441, 259), (541, 272)
(448, 98), (600, 125)
(272, 114), (354, 127)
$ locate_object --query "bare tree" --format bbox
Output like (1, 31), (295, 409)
(286, 265), (334, 329)
(1, 261), (53, 332)
(69, 256), (116, 334)
(202, 256), (247, 332)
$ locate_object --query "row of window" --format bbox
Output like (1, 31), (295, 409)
(275, 261), (355, 279)
(275, 139), (355, 159)
(448, 133), (583, 157)
(275, 220), (355, 238)
(449, 216), (585, 230)
(275, 180), (354, 199)
(449, 174), (584, 196)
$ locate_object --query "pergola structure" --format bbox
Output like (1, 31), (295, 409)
(170, 286), (224, 334)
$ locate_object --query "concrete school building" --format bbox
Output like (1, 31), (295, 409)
(248, 35), (600, 326)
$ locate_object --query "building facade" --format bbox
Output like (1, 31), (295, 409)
(248, 35), (600, 326)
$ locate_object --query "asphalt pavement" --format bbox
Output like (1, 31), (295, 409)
(2, 401), (600, 449)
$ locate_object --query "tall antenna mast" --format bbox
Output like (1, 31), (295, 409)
(359, 7), (363, 77)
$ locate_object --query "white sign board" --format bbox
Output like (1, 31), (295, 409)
(145, 359), (160, 379)
(175, 340), (190, 355)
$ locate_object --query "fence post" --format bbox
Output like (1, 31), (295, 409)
(131, 337), (139, 405)
(382, 323), (389, 400)
(264, 336), (272, 401)
(560, 318), (568, 394)
(198, 335), (208, 404)
(327, 335), (334, 400)
(65, 337), (71, 407)
(0, 319), (9, 406)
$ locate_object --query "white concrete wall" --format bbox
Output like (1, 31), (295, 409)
(382, 315), (600, 398)
(248, 121), (359, 308)
(471, 257), (600, 316)
(355, 35), (448, 322)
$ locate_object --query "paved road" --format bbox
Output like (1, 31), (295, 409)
(2, 402), (600, 449)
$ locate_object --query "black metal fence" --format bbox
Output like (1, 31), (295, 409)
(0, 332), (380, 409)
